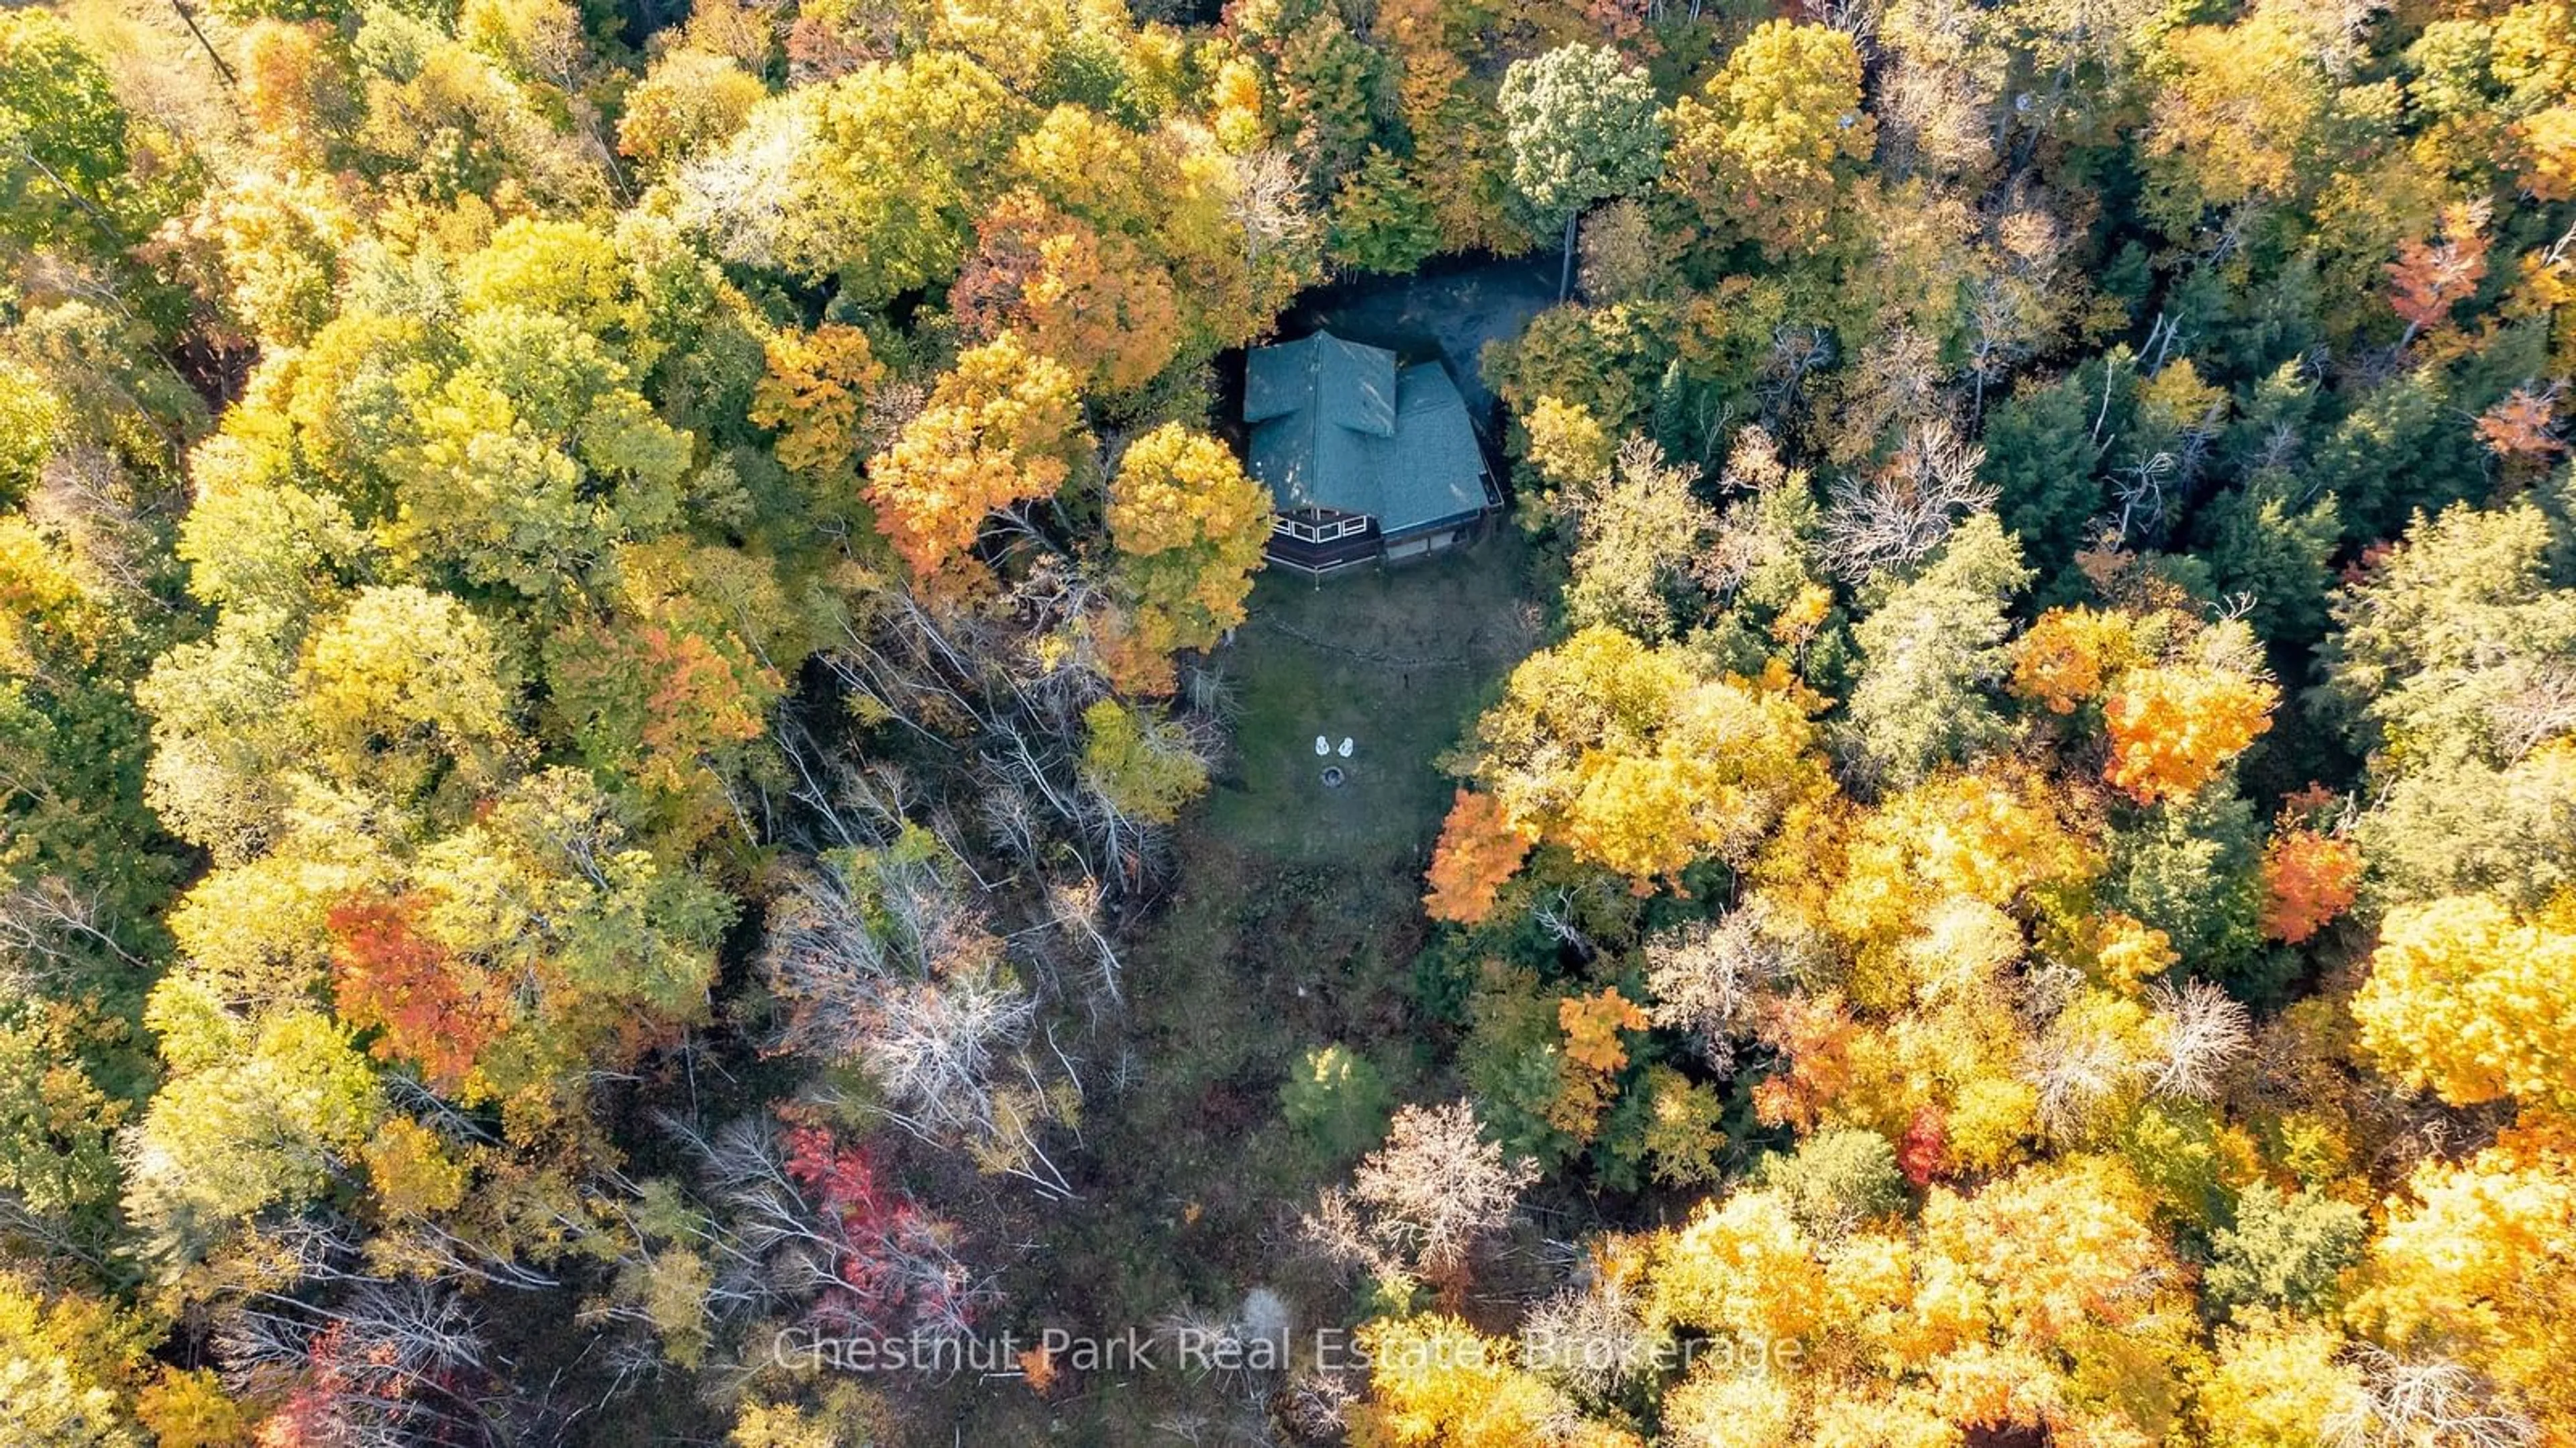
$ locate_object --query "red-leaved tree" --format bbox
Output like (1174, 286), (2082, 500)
(329, 894), (505, 1095)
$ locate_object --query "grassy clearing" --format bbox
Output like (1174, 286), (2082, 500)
(917, 535), (1540, 1443)
(1210, 531), (1543, 863)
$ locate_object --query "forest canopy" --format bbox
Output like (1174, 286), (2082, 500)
(0, 0), (2572, 1442)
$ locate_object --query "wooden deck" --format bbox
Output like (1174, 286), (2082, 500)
(1265, 525), (1385, 576)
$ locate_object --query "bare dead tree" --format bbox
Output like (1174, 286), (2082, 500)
(1521, 1268), (1661, 1399)
(816, 565), (1177, 907)
(1823, 418), (1996, 581)
(1284, 1365), (1362, 1439)
(1226, 149), (1319, 270)
(0, 875), (151, 983)
(654, 1113), (993, 1345)
(1827, 327), (1949, 467)
(2147, 978), (2253, 1102)
(217, 1278), (506, 1448)
(368, 1219), (562, 1293)
(515, 3), (630, 200)
(2109, 448), (2180, 544)
(2025, 999), (2149, 1141)
(865, 980), (1042, 1143)
(1153, 1292), (1289, 1411)
(1807, 0), (1881, 48)
(164, 0), (237, 87)
(671, 108), (814, 270)
(1531, 889), (1598, 962)
(1303, 1100), (1540, 1290)
(1756, 323), (1835, 425)
(32, 443), (178, 612)
(2487, 661), (2576, 761)
(981, 773), (1045, 874)
(1876, 53), (1998, 184)
(1643, 907), (1795, 1072)
(2327, 1349), (2538, 1448)
(759, 857), (1072, 1196)
(1041, 874), (1128, 1004)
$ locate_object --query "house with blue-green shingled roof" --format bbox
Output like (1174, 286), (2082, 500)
(1243, 331), (1500, 575)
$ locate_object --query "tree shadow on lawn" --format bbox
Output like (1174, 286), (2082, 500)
(919, 536), (1542, 1445)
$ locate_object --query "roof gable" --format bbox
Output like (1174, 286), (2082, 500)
(1318, 334), (1397, 437)
(1370, 362), (1489, 533)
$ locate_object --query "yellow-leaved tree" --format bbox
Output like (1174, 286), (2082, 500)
(750, 322), (885, 484)
(2356, 1123), (2576, 1431)
(1101, 423), (1271, 694)
(1347, 1314), (1577, 1448)
(1457, 625), (1821, 888)
(1661, 21), (1874, 260)
(2352, 892), (2576, 1119)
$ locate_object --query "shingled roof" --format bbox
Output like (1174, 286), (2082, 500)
(1244, 331), (1491, 538)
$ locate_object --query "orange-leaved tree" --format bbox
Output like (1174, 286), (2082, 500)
(953, 191), (1183, 397)
(1551, 987), (1649, 1140)
(328, 892), (506, 1096)
(2258, 827), (2361, 945)
(863, 332), (1088, 590)
(2102, 664), (2277, 805)
(1424, 790), (1536, 925)
(2386, 201), (2493, 350)
(2356, 1121), (2576, 1429)
(2008, 606), (2141, 715)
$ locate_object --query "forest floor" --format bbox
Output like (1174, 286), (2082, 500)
(921, 531), (1543, 1445)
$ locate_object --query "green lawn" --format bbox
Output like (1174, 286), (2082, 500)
(1207, 532), (1542, 865)
(923, 534), (1539, 1444)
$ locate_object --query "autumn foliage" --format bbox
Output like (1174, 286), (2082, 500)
(1100, 423), (1273, 692)
(781, 1123), (979, 1339)
(2008, 607), (2139, 714)
(2360, 1123), (2576, 1428)
(954, 193), (1183, 396)
(749, 322), (885, 481)
(1346, 1314), (1567, 1447)
(328, 894), (504, 1096)
(863, 333), (1088, 588)
(20, 0), (2576, 1439)
(1424, 790), (1535, 925)
(2385, 201), (2493, 346)
(1462, 627), (1819, 886)
(2103, 665), (2278, 805)
(547, 616), (781, 794)
(2258, 827), (2362, 944)
(2353, 892), (2576, 1117)
(1550, 987), (1648, 1138)
(2476, 384), (2565, 464)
